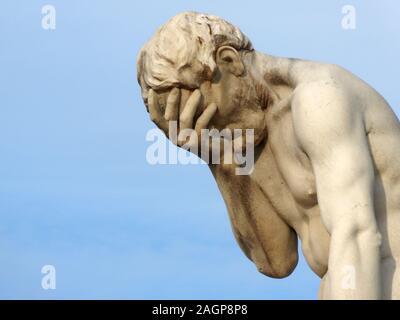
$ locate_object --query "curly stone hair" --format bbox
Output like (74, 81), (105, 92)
(136, 11), (253, 102)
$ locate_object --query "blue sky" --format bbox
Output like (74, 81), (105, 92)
(0, 0), (399, 299)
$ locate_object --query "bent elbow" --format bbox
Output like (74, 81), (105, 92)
(257, 250), (299, 279)
(332, 219), (382, 250)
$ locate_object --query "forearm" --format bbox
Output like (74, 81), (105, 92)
(210, 164), (298, 278)
(326, 227), (382, 299)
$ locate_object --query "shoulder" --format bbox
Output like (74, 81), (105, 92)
(290, 79), (364, 155)
(292, 75), (355, 116)
(290, 63), (363, 116)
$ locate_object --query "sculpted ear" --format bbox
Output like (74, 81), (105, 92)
(216, 46), (244, 76)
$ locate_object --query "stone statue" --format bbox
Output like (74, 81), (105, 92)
(136, 12), (400, 299)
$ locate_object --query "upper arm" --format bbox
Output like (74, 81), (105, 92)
(292, 83), (377, 233)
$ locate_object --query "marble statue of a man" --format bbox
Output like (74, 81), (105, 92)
(136, 12), (400, 299)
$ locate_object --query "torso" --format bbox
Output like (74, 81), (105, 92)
(249, 62), (400, 298)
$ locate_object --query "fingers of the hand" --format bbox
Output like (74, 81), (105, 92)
(179, 89), (201, 130)
(148, 89), (167, 131)
(164, 87), (180, 121)
(194, 103), (217, 136)
(177, 129), (198, 149)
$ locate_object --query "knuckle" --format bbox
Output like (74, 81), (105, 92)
(165, 113), (175, 121)
(149, 114), (158, 123)
(180, 118), (189, 128)
(195, 120), (206, 131)
(190, 130), (198, 140)
(177, 137), (187, 146)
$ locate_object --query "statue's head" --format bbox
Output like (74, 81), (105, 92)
(137, 12), (269, 142)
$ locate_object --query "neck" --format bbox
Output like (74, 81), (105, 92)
(252, 52), (298, 87)
(239, 51), (300, 139)
(244, 52), (298, 115)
